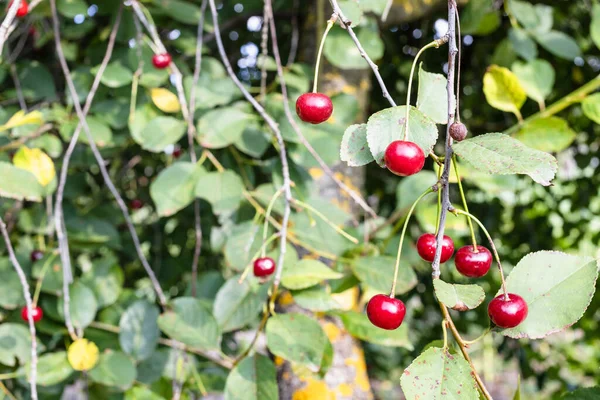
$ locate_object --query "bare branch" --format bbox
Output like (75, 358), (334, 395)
(0, 216), (37, 400)
(49, 0), (167, 306)
(0, 0), (21, 59)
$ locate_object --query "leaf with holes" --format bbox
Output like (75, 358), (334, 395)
(513, 117), (575, 153)
(483, 65), (526, 118)
(452, 132), (558, 186)
(400, 347), (479, 400)
(350, 256), (417, 295)
(224, 355), (278, 400)
(417, 64), (454, 124)
(340, 124), (373, 167)
(499, 251), (599, 339)
(366, 106), (438, 167)
(433, 280), (485, 311)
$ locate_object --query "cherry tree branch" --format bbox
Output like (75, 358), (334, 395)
(0, 216), (37, 400)
(49, 0), (167, 307)
(207, 0), (292, 291)
(0, 0), (21, 58)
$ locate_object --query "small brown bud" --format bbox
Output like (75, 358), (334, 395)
(449, 122), (468, 142)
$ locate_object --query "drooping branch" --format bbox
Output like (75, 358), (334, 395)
(0, 216), (38, 400)
(49, 0), (168, 307)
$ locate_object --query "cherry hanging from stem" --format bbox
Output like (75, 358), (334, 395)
(312, 15), (336, 93)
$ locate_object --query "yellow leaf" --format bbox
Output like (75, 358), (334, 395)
(0, 110), (44, 133)
(13, 147), (56, 186)
(67, 339), (99, 371)
(150, 88), (181, 113)
(483, 65), (526, 119)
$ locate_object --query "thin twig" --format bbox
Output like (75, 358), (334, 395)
(0, 216), (38, 400)
(259, 1), (270, 103)
(49, 0), (167, 306)
(286, 0), (300, 66)
(0, 123), (53, 152)
(381, 0), (394, 22)
(9, 64), (26, 110)
(0, 0), (21, 59)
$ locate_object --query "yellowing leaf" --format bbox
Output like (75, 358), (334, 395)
(13, 147), (56, 186)
(483, 65), (527, 119)
(150, 88), (181, 113)
(0, 110), (44, 133)
(67, 339), (99, 371)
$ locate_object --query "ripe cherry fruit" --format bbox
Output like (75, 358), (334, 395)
(152, 53), (172, 69)
(449, 122), (467, 142)
(30, 249), (44, 262)
(416, 233), (454, 263)
(295, 93), (333, 124)
(384, 140), (425, 176)
(253, 257), (275, 278)
(488, 293), (528, 328)
(455, 245), (492, 278)
(130, 199), (144, 210)
(9, 0), (28, 18)
(21, 305), (43, 323)
(366, 294), (406, 330)
(172, 146), (183, 159)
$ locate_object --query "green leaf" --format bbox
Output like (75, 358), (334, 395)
(98, 62), (133, 88)
(337, 311), (412, 349)
(0, 161), (44, 201)
(224, 355), (278, 400)
(508, 28), (537, 61)
(125, 386), (165, 400)
(513, 117), (576, 153)
(416, 64), (454, 124)
(533, 31), (581, 61)
(157, 297), (221, 350)
(266, 313), (329, 371)
(224, 222), (262, 271)
(400, 347), (479, 400)
(0, 258), (26, 309)
(323, 21), (383, 69)
(58, 281), (98, 329)
(151, 162), (205, 217)
(234, 125), (270, 158)
(81, 257), (123, 308)
(460, 0), (501, 35)
(338, 0), (363, 27)
(452, 132), (558, 186)
(134, 116), (186, 153)
(511, 59), (555, 104)
(68, 116), (113, 147)
(89, 351), (137, 390)
(0, 324), (32, 366)
(433, 280), (485, 311)
(195, 170), (244, 214)
(483, 65), (527, 118)
(396, 170), (437, 211)
(119, 300), (160, 362)
(213, 277), (269, 332)
(282, 259), (343, 290)
(366, 106), (438, 167)
(197, 107), (253, 149)
(292, 286), (342, 312)
(561, 387), (600, 400)
(18, 61), (56, 101)
(26, 352), (73, 387)
(160, 0), (202, 25)
(582, 93), (600, 124)
(340, 124), (373, 167)
(509, 1), (552, 33)
(500, 251), (599, 339)
(57, 0), (88, 18)
(591, 5), (600, 51)
(350, 256), (417, 295)
(185, 75), (239, 110)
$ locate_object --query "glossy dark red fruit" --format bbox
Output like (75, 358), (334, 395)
(9, 0), (28, 17)
(152, 53), (172, 69)
(488, 293), (528, 328)
(130, 199), (144, 210)
(21, 305), (43, 323)
(416, 233), (454, 263)
(366, 294), (406, 330)
(295, 93), (333, 124)
(30, 250), (43, 262)
(455, 245), (492, 277)
(253, 257), (275, 278)
(384, 140), (425, 176)
(172, 146), (182, 159)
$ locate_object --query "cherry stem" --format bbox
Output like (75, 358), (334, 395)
(238, 232), (281, 284)
(452, 209), (509, 301)
(404, 40), (443, 141)
(454, 0), (462, 123)
(312, 16), (335, 93)
(32, 253), (56, 306)
(262, 188), (285, 257)
(435, 164), (443, 235)
(442, 320), (449, 350)
(462, 327), (491, 346)
(292, 198), (358, 244)
(390, 187), (434, 297)
(452, 154), (477, 249)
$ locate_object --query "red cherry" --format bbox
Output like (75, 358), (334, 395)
(130, 199), (144, 210)
(384, 140), (425, 176)
(295, 93), (333, 124)
(30, 250), (44, 262)
(416, 233), (454, 263)
(9, 1), (28, 18)
(21, 305), (43, 323)
(152, 53), (172, 69)
(455, 245), (492, 278)
(366, 294), (406, 330)
(488, 293), (528, 328)
(172, 147), (182, 159)
(253, 257), (275, 277)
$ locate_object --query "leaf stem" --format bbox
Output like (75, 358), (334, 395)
(452, 155), (477, 249)
(291, 198), (358, 244)
(32, 253), (56, 306)
(313, 16), (336, 93)
(262, 188), (284, 257)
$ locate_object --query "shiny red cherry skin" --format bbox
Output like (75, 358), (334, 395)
(9, 1), (28, 17)
(416, 233), (454, 263)
(366, 294), (406, 330)
(30, 250), (44, 262)
(253, 257), (275, 277)
(488, 293), (528, 328)
(455, 245), (492, 277)
(384, 140), (425, 176)
(172, 146), (183, 159)
(295, 93), (333, 124)
(130, 199), (144, 210)
(21, 305), (43, 323)
(152, 53), (172, 69)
